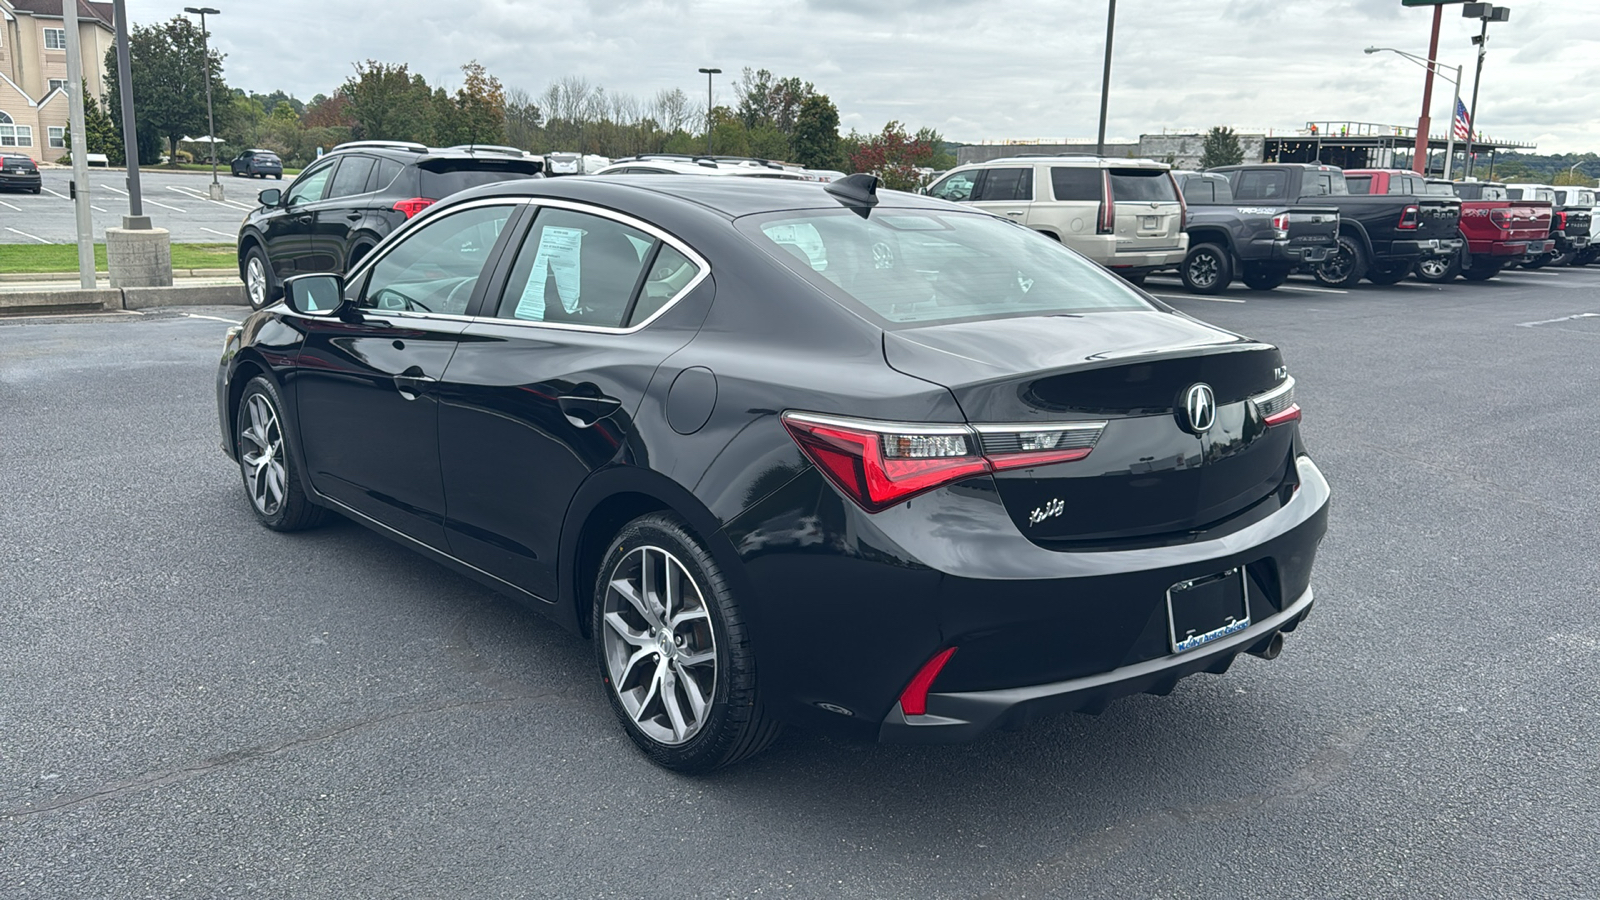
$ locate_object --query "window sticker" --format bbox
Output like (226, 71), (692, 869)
(515, 226), (585, 320)
(762, 222), (828, 271)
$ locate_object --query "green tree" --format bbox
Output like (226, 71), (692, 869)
(103, 16), (228, 166)
(1199, 126), (1244, 169)
(791, 94), (841, 170)
(343, 61), (436, 143)
(437, 61), (507, 146)
(734, 68), (813, 135)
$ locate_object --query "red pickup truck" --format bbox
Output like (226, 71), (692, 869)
(1343, 170), (1552, 282)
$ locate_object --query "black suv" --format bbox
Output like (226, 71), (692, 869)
(237, 144), (543, 308)
(230, 149), (283, 179)
(0, 154), (41, 194)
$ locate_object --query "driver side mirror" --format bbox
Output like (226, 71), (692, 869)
(258, 188), (281, 207)
(282, 273), (349, 318)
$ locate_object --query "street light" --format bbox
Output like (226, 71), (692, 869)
(697, 67), (721, 156)
(1096, 0), (1116, 157)
(1461, 3), (1511, 178)
(184, 6), (222, 200)
(1571, 161), (1592, 188)
(1365, 47), (1464, 179)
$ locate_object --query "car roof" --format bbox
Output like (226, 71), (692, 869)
(444, 173), (955, 219)
(960, 155), (1169, 169)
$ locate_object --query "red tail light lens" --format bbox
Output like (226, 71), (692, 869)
(1271, 212), (1291, 240)
(1397, 205), (1421, 230)
(1097, 170), (1115, 234)
(1555, 211), (1568, 230)
(781, 412), (1105, 513)
(393, 197), (437, 219)
(899, 647), (958, 717)
(1488, 209), (1510, 229)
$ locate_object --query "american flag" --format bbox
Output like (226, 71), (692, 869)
(1453, 99), (1473, 141)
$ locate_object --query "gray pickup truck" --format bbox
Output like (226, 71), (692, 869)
(1168, 171), (1340, 292)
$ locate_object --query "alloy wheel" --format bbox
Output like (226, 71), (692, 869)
(246, 256), (268, 308)
(600, 545), (718, 746)
(1318, 247), (1354, 283)
(1417, 257), (1451, 279)
(1187, 252), (1219, 289)
(239, 393), (287, 516)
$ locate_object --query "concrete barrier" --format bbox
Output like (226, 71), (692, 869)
(122, 283), (248, 309)
(0, 288), (122, 314)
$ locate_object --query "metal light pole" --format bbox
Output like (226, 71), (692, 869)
(185, 7), (223, 199)
(112, 0), (145, 224)
(62, 0), (95, 287)
(1096, 0), (1116, 157)
(697, 67), (720, 156)
(1366, 48), (1462, 179)
(1461, 3), (1510, 178)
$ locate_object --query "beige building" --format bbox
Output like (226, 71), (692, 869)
(0, 0), (114, 161)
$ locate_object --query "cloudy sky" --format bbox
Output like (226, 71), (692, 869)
(127, 0), (1600, 153)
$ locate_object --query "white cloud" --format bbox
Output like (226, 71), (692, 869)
(128, 0), (1600, 152)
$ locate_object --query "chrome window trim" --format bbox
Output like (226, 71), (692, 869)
(343, 196), (532, 289)
(971, 421), (1108, 435)
(468, 196), (712, 336)
(781, 411), (972, 437)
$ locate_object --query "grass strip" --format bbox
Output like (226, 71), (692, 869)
(0, 243), (237, 274)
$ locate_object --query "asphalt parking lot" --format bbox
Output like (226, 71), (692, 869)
(0, 169), (269, 244)
(3, 267), (1599, 898)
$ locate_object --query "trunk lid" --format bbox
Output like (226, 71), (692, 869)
(1285, 205), (1339, 248)
(1414, 197), (1462, 241)
(1109, 169), (1184, 254)
(884, 311), (1298, 545)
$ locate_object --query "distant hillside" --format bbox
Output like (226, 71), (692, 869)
(1469, 151), (1597, 186)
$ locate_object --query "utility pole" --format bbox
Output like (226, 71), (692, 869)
(1411, 4), (1443, 174)
(184, 7), (223, 200)
(1096, 0), (1116, 157)
(698, 67), (721, 156)
(112, 0), (145, 224)
(62, 0), (95, 288)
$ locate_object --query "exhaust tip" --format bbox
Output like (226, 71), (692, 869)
(1248, 632), (1284, 661)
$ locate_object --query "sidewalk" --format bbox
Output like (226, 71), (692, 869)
(0, 273), (247, 313)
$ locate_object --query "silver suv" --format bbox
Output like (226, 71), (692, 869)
(925, 156), (1187, 282)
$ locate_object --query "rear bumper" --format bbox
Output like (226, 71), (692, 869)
(1392, 238), (1463, 258)
(1265, 240), (1332, 264)
(880, 585), (1315, 743)
(0, 173), (41, 189)
(1553, 233), (1590, 252)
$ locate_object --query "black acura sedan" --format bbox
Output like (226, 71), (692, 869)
(216, 174), (1330, 772)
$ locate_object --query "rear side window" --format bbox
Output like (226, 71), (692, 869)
(974, 168), (1032, 202)
(1477, 186), (1507, 201)
(1345, 175), (1373, 195)
(927, 170), (979, 202)
(1108, 169), (1175, 202)
(1050, 167), (1101, 201)
(1233, 170), (1288, 200)
(327, 156), (375, 199)
(419, 160), (542, 198)
(496, 208), (659, 328)
(1506, 188), (1523, 200)
(1554, 191), (1568, 205)
(1180, 174), (1232, 204)
(1304, 172), (1345, 196)
(745, 208), (1151, 326)
(367, 158), (404, 193)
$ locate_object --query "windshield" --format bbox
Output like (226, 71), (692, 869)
(740, 208), (1152, 326)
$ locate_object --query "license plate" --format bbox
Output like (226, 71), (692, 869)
(1167, 568), (1251, 653)
(1141, 216), (1159, 230)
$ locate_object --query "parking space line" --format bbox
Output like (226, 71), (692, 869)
(91, 205), (107, 213)
(1517, 312), (1600, 328)
(168, 184), (254, 211)
(183, 312), (244, 324)
(5, 226), (51, 243)
(42, 187), (70, 200)
(201, 227), (235, 238)
(1279, 285), (1348, 295)
(142, 198), (188, 213)
(98, 184), (129, 195)
(0, 199), (19, 211)
(1151, 293), (1246, 303)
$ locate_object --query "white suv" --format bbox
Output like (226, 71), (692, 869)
(925, 156), (1187, 282)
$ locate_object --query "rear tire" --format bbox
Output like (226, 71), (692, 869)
(1180, 243), (1233, 294)
(1240, 262), (1290, 291)
(1549, 249), (1575, 267)
(236, 376), (330, 532)
(1523, 253), (1552, 269)
(1460, 257), (1502, 281)
(1413, 253), (1460, 283)
(243, 244), (278, 310)
(593, 513), (780, 773)
(1365, 261), (1412, 285)
(1313, 233), (1367, 288)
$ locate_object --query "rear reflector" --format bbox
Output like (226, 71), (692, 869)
(899, 647), (958, 717)
(782, 412), (1105, 513)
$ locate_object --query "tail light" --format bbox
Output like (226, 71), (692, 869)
(1488, 209), (1510, 229)
(1397, 205), (1421, 230)
(1271, 212), (1291, 240)
(1171, 173), (1187, 232)
(393, 197), (437, 219)
(781, 412), (1105, 513)
(1555, 211), (1568, 230)
(1250, 377), (1300, 426)
(899, 647), (958, 717)
(1097, 170), (1115, 234)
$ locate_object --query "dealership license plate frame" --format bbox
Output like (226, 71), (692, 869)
(1166, 567), (1251, 654)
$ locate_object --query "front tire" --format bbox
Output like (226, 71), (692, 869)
(1181, 243), (1233, 294)
(1313, 233), (1368, 288)
(594, 513), (780, 773)
(236, 376), (329, 532)
(243, 244), (277, 310)
(1365, 261), (1412, 285)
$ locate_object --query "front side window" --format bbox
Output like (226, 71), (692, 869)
(974, 168), (1032, 202)
(495, 208), (663, 328)
(285, 161), (336, 205)
(44, 28), (67, 50)
(1108, 169), (1176, 202)
(745, 208), (1152, 326)
(1050, 167), (1102, 201)
(362, 204), (513, 316)
(926, 170), (979, 202)
(327, 155), (375, 199)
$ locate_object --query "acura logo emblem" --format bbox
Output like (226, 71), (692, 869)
(1182, 383), (1216, 434)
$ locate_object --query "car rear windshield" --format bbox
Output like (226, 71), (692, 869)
(419, 159), (542, 196)
(3, 156), (36, 168)
(1474, 186), (1507, 201)
(1344, 175), (1372, 194)
(740, 208), (1152, 326)
(1108, 169), (1176, 203)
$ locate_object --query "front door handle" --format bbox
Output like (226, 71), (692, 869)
(557, 387), (622, 428)
(294, 214), (313, 225)
(393, 365), (437, 401)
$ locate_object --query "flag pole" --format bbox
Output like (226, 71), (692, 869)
(1443, 65), (1462, 180)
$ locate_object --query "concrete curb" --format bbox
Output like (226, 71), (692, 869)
(0, 281), (248, 314)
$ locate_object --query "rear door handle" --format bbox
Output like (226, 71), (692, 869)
(345, 212), (362, 221)
(393, 366), (437, 401)
(1005, 210), (1025, 217)
(557, 388), (622, 427)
